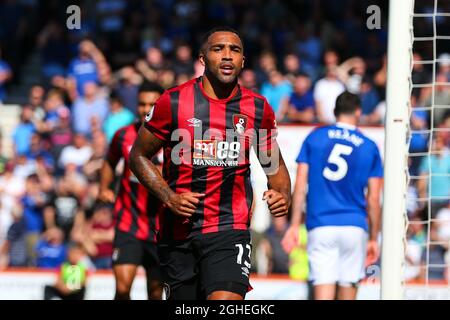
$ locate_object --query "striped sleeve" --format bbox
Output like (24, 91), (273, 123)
(258, 99), (278, 152)
(143, 91), (172, 142)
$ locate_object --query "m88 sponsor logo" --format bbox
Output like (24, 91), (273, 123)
(193, 139), (241, 167)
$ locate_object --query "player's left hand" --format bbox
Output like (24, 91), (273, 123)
(281, 225), (299, 254)
(263, 189), (289, 217)
(365, 240), (379, 266)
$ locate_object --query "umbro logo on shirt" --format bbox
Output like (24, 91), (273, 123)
(187, 118), (202, 127)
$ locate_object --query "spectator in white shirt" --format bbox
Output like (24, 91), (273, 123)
(313, 66), (345, 123)
(58, 133), (93, 171)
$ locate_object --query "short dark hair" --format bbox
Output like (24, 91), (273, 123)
(67, 241), (84, 252)
(109, 90), (123, 104)
(200, 26), (243, 54)
(138, 81), (164, 94)
(26, 173), (39, 183)
(294, 71), (310, 79)
(334, 91), (361, 117)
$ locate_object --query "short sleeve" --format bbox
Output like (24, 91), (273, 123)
(369, 143), (383, 178)
(258, 99), (278, 152)
(296, 135), (311, 164)
(143, 92), (172, 142)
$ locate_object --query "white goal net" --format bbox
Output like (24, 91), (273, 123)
(384, 0), (450, 300)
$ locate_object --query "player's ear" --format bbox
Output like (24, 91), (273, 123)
(199, 50), (206, 67)
(242, 55), (245, 68)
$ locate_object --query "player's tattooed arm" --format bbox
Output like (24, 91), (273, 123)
(129, 126), (172, 203)
(129, 127), (204, 218)
(263, 149), (291, 218)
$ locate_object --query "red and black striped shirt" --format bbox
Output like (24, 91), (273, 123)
(107, 122), (159, 243)
(144, 77), (277, 242)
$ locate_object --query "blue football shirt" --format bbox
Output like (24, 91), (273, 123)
(68, 58), (99, 96)
(296, 123), (383, 231)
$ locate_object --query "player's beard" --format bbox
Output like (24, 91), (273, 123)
(205, 60), (240, 85)
(216, 68), (238, 84)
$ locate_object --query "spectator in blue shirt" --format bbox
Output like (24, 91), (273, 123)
(67, 40), (105, 98)
(260, 70), (293, 117)
(254, 51), (277, 87)
(72, 81), (109, 137)
(409, 95), (429, 177)
(12, 106), (36, 156)
(418, 134), (450, 218)
(295, 27), (323, 81)
(22, 174), (48, 266)
(115, 66), (140, 115)
(38, 89), (68, 135)
(359, 76), (381, 125)
(103, 91), (134, 142)
(25, 133), (55, 172)
(36, 227), (67, 269)
(279, 72), (315, 123)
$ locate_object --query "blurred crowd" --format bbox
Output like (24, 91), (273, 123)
(0, 0), (449, 283)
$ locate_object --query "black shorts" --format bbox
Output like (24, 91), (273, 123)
(158, 230), (252, 300)
(112, 230), (161, 280)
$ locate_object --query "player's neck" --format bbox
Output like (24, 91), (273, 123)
(336, 116), (358, 128)
(201, 73), (238, 100)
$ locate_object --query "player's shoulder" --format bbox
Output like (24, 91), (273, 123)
(299, 125), (330, 147)
(355, 128), (378, 149)
(240, 86), (265, 100)
(308, 124), (333, 138)
(113, 125), (128, 137)
(154, 78), (199, 107)
(165, 77), (198, 94)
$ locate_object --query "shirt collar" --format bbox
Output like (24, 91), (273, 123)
(336, 122), (356, 130)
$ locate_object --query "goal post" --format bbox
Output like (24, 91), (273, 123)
(381, 0), (414, 300)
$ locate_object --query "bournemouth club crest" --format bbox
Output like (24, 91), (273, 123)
(233, 114), (247, 134)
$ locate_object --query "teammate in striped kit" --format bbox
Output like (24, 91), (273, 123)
(130, 27), (291, 300)
(99, 82), (164, 300)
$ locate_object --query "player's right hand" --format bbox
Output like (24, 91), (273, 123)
(166, 192), (205, 218)
(365, 240), (379, 266)
(98, 189), (115, 203)
(281, 225), (299, 254)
